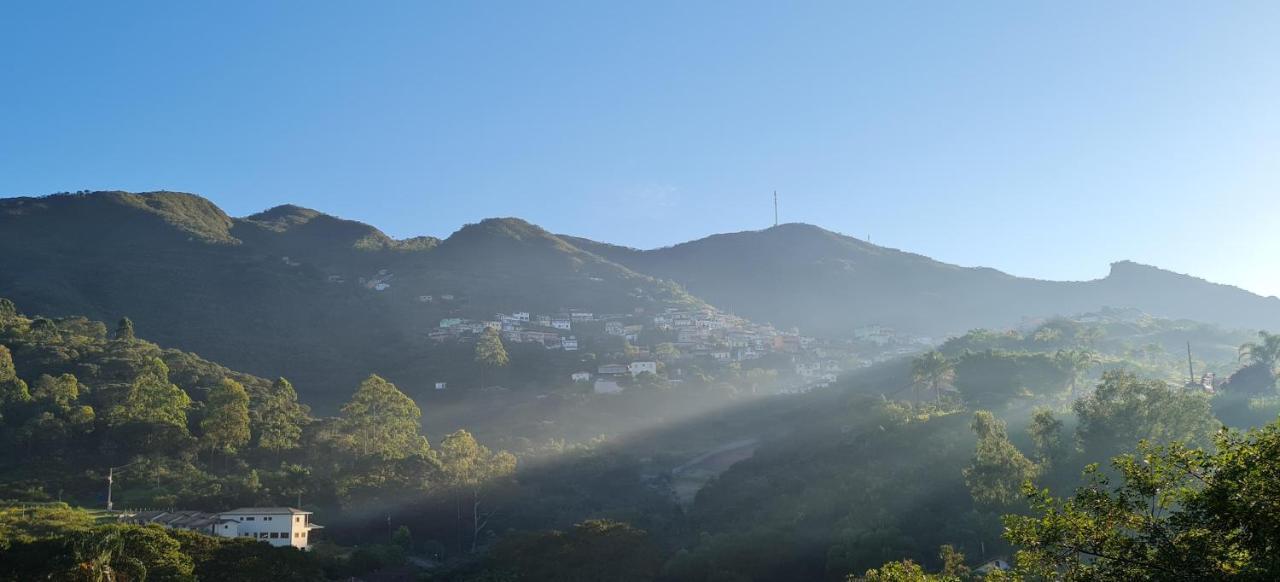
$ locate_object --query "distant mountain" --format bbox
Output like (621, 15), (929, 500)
(564, 223), (1280, 337)
(0, 191), (701, 404)
(4, 191), (1278, 405)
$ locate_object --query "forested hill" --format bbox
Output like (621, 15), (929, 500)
(0, 191), (701, 404)
(5, 190), (1280, 404)
(564, 223), (1280, 337)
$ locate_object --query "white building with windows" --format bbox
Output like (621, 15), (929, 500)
(220, 507), (322, 549)
(628, 361), (658, 377)
(123, 507), (322, 549)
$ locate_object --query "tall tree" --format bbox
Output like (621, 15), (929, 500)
(1238, 330), (1280, 371)
(474, 328), (509, 389)
(330, 374), (428, 460)
(0, 298), (16, 322)
(1027, 408), (1066, 469)
(201, 378), (251, 454)
(32, 373), (79, 411)
(437, 429), (517, 552)
(253, 377), (305, 452)
(29, 318), (57, 342)
(0, 345), (31, 420)
(1054, 348), (1098, 400)
(963, 411), (1037, 510)
(108, 357), (190, 430)
(910, 351), (955, 402)
(115, 317), (135, 341)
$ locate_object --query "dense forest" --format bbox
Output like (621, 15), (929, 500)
(3, 288), (1280, 580)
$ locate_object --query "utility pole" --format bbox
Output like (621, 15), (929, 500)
(773, 191), (778, 227)
(1186, 341), (1195, 384)
(107, 466), (117, 511)
(106, 461), (138, 512)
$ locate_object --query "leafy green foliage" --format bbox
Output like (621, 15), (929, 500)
(0, 503), (326, 582)
(252, 378), (305, 452)
(963, 411), (1037, 511)
(1073, 371), (1217, 460)
(952, 350), (1068, 407)
(326, 374), (428, 461)
(474, 327), (509, 389)
(1003, 419), (1280, 580)
(0, 345), (30, 419)
(1237, 330), (1280, 371)
(1028, 408), (1066, 469)
(107, 357), (191, 431)
(910, 351), (954, 402)
(116, 317), (136, 341)
(200, 378), (251, 453)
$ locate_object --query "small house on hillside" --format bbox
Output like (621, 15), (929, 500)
(628, 361), (657, 377)
(571, 371), (591, 382)
(598, 363), (629, 376)
(123, 507), (322, 550)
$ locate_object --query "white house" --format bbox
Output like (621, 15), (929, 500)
(628, 361), (657, 377)
(605, 321), (625, 336)
(512, 311), (530, 322)
(551, 318), (572, 330)
(123, 507), (322, 550)
(435, 382), (447, 390)
(562, 336), (579, 351)
(571, 371), (592, 382)
(220, 507), (323, 549)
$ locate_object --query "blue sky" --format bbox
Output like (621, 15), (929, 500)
(3, 2), (1279, 296)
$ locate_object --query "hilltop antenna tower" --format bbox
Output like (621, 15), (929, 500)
(773, 191), (778, 227)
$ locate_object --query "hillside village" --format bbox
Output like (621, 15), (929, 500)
(421, 300), (933, 395)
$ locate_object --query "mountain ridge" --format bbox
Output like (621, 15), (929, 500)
(563, 223), (1280, 335)
(3, 190), (1279, 401)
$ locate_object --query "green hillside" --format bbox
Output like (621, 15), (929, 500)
(0, 192), (702, 407)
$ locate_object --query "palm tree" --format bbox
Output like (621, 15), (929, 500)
(65, 527), (128, 581)
(1239, 331), (1280, 372)
(1054, 348), (1099, 401)
(911, 351), (955, 403)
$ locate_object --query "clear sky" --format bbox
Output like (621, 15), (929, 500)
(3, 2), (1279, 297)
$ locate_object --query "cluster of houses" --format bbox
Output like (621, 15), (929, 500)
(572, 361), (661, 394)
(428, 310), (589, 350)
(121, 507), (322, 550)
(425, 304), (937, 396)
